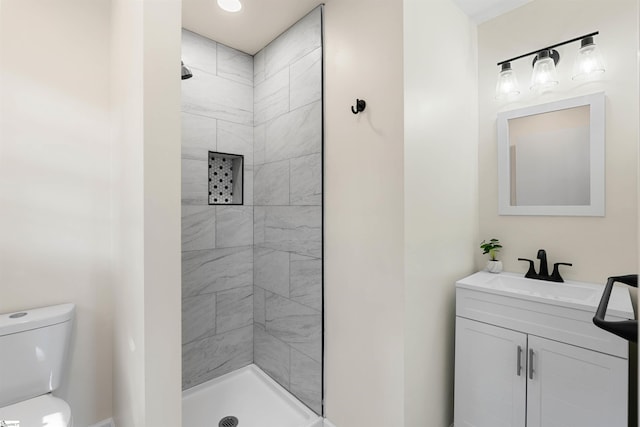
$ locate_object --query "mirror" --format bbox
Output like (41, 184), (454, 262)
(497, 92), (605, 216)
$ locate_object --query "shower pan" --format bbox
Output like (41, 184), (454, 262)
(183, 365), (322, 427)
(180, 6), (324, 425)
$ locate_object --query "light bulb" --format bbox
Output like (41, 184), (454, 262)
(530, 50), (559, 92)
(217, 0), (242, 12)
(495, 62), (520, 100)
(572, 37), (605, 81)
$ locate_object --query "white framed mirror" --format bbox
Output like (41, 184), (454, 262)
(497, 92), (605, 216)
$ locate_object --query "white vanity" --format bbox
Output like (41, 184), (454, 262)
(454, 271), (634, 427)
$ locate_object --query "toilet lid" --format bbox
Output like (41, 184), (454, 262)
(0, 394), (72, 427)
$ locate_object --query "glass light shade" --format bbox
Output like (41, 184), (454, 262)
(495, 62), (520, 100)
(530, 50), (559, 92)
(572, 37), (605, 81)
(217, 0), (242, 12)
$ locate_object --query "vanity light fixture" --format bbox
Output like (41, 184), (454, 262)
(572, 36), (606, 81)
(217, 0), (242, 12)
(495, 62), (520, 99)
(530, 49), (559, 92)
(495, 31), (603, 99)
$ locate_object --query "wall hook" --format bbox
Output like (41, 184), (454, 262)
(351, 99), (366, 114)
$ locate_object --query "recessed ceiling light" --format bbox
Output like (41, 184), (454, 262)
(217, 0), (242, 12)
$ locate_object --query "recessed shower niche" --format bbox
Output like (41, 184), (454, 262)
(208, 151), (243, 205)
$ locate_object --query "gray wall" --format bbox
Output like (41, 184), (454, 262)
(180, 6), (323, 414)
(252, 7), (323, 414)
(181, 29), (255, 390)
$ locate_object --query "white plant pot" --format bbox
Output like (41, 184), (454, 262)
(486, 260), (503, 274)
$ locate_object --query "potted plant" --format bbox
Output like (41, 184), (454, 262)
(480, 238), (503, 273)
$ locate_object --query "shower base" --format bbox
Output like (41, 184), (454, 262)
(182, 364), (323, 427)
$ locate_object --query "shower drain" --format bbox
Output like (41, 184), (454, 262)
(219, 416), (239, 427)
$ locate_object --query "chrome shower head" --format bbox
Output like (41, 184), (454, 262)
(181, 61), (193, 80)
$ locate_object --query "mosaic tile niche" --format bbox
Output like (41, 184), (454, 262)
(208, 152), (244, 205)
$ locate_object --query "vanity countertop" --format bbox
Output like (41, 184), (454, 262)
(456, 271), (634, 320)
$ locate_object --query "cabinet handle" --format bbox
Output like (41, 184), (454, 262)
(528, 348), (535, 380)
(516, 345), (523, 376)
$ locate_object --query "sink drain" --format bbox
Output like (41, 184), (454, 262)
(219, 416), (239, 427)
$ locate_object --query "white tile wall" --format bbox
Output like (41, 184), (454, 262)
(182, 246), (253, 297)
(290, 153), (322, 205)
(182, 71), (253, 126)
(251, 7), (323, 414)
(182, 29), (217, 74)
(215, 206), (253, 247)
(265, 101), (322, 163)
(263, 7), (322, 79)
(181, 112), (217, 160)
(253, 49), (266, 86)
(253, 160), (290, 205)
(217, 121), (254, 165)
(181, 159), (208, 205)
(182, 293), (216, 344)
(290, 47), (322, 110)
(182, 30), (256, 389)
(182, 205), (215, 251)
(254, 247), (290, 298)
(217, 43), (253, 86)
(181, 8), (323, 414)
(254, 67), (289, 125)
(253, 124), (266, 165)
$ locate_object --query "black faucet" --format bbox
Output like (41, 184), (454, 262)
(537, 249), (549, 278)
(518, 249), (572, 282)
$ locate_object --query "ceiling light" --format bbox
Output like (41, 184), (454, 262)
(217, 0), (242, 12)
(572, 36), (605, 81)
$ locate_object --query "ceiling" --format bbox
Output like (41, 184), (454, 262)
(182, 0), (325, 55)
(452, 0), (533, 23)
(182, 0), (532, 56)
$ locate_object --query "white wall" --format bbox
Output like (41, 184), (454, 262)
(403, 1), (478, 426)
(323, 0), (405, 425)
(0, 1), (113, 426)
(110, 0), (182, 425)
(478, 0), (639, 283)
(142, 3), (182, 425)
(110, 1), (145, 424)
(480, 4), (639, 422)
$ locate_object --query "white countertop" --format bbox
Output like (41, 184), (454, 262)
(456, 271), (635, 320)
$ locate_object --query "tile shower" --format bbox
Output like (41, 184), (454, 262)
(181, 7), (323, 415)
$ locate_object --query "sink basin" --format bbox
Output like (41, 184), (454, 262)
(487, 274), (600, 303)
(456, 271), (634, 318)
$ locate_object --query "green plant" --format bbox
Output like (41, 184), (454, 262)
(480, 238), (502, 261)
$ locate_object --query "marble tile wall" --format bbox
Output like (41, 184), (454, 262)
(181, 29), (255, 390)
(252, 6), (323, 415)
(180, 6), (323, 413)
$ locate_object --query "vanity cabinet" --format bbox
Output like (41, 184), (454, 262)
(454, 272), (633, 427)
(455, 318), (526, 427)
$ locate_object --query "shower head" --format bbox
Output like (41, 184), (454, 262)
(181, 61), (193, 80)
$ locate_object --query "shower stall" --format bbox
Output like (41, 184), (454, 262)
(180, 6), (324, 425)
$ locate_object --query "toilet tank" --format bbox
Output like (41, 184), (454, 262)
(0, 303), (75, 407)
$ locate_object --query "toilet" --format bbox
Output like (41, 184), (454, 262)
(0, 303), (75, 427)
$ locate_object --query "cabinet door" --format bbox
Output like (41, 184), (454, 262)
(454, 317), (527, 427)
(527, 335), (628, 427)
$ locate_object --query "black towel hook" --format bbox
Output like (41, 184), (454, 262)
(351, 99), (366, 114)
